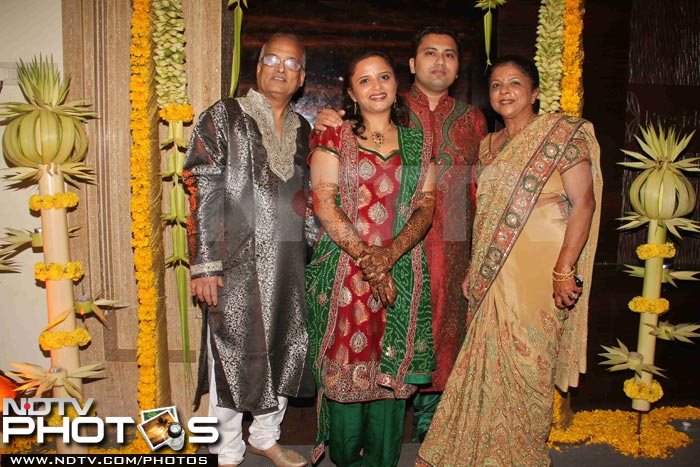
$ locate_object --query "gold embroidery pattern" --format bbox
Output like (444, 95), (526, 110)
(352, 363), (371, 390)
(350, 271), (370, 296)
(354, 214), (370, 236)
(350, 331), (368, 354)
(238, 89), (300, 181)
(374, 175), (394, 198)
(353, 302), (370, 325)
(338, 286), (352, 307)
(368, 295), (382, 313)
(357, 185), (372, 209)
(368, 202), (389, 225)
(359, 159), (377, 179)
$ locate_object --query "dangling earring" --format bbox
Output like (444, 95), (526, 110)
(354, 101), (358, 114)
(393, 99), (397, 111)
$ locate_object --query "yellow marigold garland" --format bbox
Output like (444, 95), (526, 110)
(560, 0), (584, 116)
(38, 328), (91, 351)
(159, 103), (194, 123)
(34, 261), (84, 282)
(628, 296), (670, 314)
(636, 242), (676, 260)
(624, 377), (664, 403)
(28, 192), (80, 211)
(129, 0), (158, 428)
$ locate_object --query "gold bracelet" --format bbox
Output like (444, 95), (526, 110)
(552, 268), (575, 276)
(552, 268), (575, 281)
(552, 275), (574, 282)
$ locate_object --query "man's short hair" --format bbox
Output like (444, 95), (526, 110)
(411, 26), (462, 62)
(259, 32), (306, 69)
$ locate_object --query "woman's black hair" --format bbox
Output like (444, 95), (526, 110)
(341, 49), (410, 138)
(487, 54), (540, 91)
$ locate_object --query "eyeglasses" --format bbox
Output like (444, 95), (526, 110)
(261, 54), (303, 72)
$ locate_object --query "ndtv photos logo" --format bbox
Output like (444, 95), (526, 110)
(2, 398), (219, 451)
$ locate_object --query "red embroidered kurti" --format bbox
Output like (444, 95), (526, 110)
(405, 85), (487, 391)
(315, 128), (407, 402)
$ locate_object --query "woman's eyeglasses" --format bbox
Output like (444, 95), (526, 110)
(261, 54), (303, 71)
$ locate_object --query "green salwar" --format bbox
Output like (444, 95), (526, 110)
(410, 392), (441, 442)
(328, 398), (407, 467)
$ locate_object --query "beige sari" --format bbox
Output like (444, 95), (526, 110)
(417, 114), (603, 467)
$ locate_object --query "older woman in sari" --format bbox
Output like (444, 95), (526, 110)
(417, 55), (603, 467)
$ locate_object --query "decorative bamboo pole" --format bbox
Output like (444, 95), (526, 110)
(632, 220), (665, 412)
(38, 165), (84, 454)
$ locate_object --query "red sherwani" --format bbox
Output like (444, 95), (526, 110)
(405, 85), (487, 391)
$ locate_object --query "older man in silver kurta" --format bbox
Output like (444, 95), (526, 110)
(183, 33), (314, 467)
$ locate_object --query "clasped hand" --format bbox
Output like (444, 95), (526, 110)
(552, 277), (583, 309)
(357, 245), (397, 308)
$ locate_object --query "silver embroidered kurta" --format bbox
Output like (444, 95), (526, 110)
(184, 90), (315, 413)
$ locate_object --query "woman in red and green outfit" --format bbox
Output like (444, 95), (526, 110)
(306, 49), (436, 467)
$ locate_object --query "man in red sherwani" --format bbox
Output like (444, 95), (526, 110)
(314, 26), (487, 443)
(403, 26), (487, 442)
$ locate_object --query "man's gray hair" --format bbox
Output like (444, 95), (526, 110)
(259, 33), (306, 69)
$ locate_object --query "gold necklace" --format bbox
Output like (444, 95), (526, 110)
(366, 122), (394, 148)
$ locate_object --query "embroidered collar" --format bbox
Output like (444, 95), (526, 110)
(238, 88), (300, 181)
(408, 84), (452, 111)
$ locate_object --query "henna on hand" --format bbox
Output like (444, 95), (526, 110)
(386, 190), (436, 265)
(357, 245), (394, 282)
(312, 181), (368, 259)
(373, 272), (397, 308)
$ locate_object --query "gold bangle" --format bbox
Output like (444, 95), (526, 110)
(552, 269), (575, 281)
(552, 275), (574, 282)
(552, 268), (575, 278)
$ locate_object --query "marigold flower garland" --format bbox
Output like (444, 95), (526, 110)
(628, 296), (670, 314)
(624, 377), (663, 403)
(34, 261), (85, 282)
(560, 0), (584, 116)
(28, 192), (79, 211)
(534, 0), (565, 113)
(636, 242), (676, 260)
(159, 103), (194, 123)
(129, 0), (159, 421)
(39, 328), (92, 351)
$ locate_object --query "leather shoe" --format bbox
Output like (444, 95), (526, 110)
(247, 443), (308, 467)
